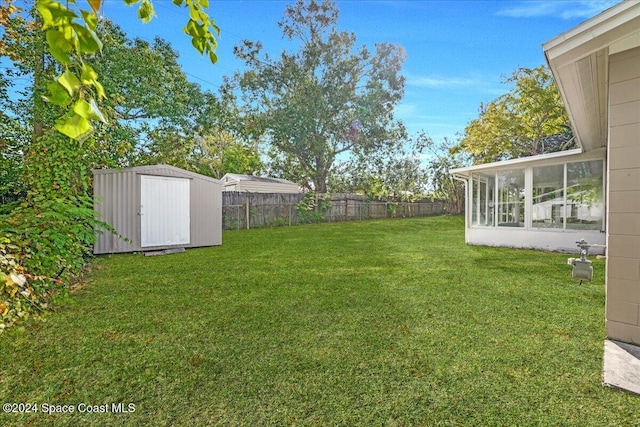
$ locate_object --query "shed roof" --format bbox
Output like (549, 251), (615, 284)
(93, 164), (222, 184)
(543, 0), (640, 152)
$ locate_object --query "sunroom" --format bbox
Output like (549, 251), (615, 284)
(450, 148), (606, 253)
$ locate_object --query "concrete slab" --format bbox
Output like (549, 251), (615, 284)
(603, 339), (640, 395)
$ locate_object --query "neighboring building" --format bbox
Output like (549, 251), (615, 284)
(452, 0), (640, 394)
(93, 165), (223, 254)
(221, 173), (301, 193)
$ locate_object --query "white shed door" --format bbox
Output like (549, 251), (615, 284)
(140, 175), (190, 248)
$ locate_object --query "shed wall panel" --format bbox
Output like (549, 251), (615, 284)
(191, 175), (222, 247)
(94, 169), (139, 254)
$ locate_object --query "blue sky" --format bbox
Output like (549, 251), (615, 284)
(53, 1), (626, 142)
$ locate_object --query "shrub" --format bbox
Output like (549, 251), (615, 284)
(0, 237), (55, 331)
(0, 194), (111, 330)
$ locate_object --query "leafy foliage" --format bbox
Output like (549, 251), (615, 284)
(454, 66), (572, 164)
(424, 136), (467, 214)
(232, 0), (407, 192)
(0, 236), (51, 331)
(329, 143), (428, 202)
(296, 191), (330, 223)
(35, 0), (219, 142)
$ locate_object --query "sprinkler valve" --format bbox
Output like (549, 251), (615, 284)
(568, 239), (593, 284)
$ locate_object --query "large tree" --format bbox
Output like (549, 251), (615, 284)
(232, 0), (407, 192)
(454, 66), (573, 164)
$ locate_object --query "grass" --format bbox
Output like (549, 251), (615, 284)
(0, 216), (638, 426)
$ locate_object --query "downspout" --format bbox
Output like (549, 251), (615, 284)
(452, 174), (469, 245)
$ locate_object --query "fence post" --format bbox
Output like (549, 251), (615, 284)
(246, 200), (250, 230)
(345, 196), (348, 221)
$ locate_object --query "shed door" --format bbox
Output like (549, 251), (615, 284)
(140, 175), (190, 248)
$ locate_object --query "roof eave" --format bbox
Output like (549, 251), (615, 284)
(543, 1), (640, 152)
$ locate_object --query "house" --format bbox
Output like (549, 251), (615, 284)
(221, 173), (301, 193)
(93, 165), (223, 254)
(451, 1), (640, 393)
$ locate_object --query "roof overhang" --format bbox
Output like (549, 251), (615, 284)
(449, 147), (608, 179)
(543, 1), (640, 152)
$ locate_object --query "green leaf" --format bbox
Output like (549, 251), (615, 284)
(137, 0), (155, 23)
(72, 99), (107, 123)
(94, 81), (106, 99)
(57, 70), (81, 96)
(55, 113), (93, 141)
(123, 0), (140, 5)
(81, 9), (98, 31)
(36, 0), (77, 29)
(172, 0), (184, 6)
(80, 63), (98, 85)
(44, 81), (72, 106)
(208, 51), (218, 64)
(185, 20), (205, 38)
(189, 6), (203, 22)
(71, 23), (102, 54)
(45, 29), (72, 65)
(191, 36), (204, 54)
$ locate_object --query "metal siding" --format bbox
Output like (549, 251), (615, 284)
(94, 169), (140, 254)
(190, 177), (223, 247)
(93, 165), (222, 254)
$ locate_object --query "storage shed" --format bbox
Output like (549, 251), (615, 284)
(221, 173), (301, 193)
(93, 165), (222, 254)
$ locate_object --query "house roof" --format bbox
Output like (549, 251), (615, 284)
(543, 0), (640, 152)
(450, 148), (584, 177)
(222, 173), (298, 186)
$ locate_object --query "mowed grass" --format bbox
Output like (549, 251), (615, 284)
(1, 216), (638, 426)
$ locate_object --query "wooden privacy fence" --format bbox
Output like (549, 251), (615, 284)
(222, 192), (446, 230)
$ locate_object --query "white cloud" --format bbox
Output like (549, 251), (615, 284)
(496, 1), (559, 18)
(496, 0), (619, 20)
(405, 73), (477, 88)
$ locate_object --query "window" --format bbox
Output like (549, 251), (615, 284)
(532, 165), (564, 229)
(497, 169), (524, 227)
(471, 173), (495, 226)
(468, 159), (604, 231)
(566, 160), (603, 230)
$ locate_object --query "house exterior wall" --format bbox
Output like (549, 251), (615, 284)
(93, 165), (222, 254)
(467, 228), (605, 253)
(223, 181), (300, 193)
(606, 46), (640, 345)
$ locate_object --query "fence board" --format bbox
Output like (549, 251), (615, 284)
(221, 192), (446, 230)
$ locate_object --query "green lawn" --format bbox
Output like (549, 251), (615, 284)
(0, 216), (637, 426)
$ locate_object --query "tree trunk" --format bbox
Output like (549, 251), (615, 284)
(32, 18), (45, 141)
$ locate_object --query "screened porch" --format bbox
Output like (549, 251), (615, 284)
(451, 148), (606, 253)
